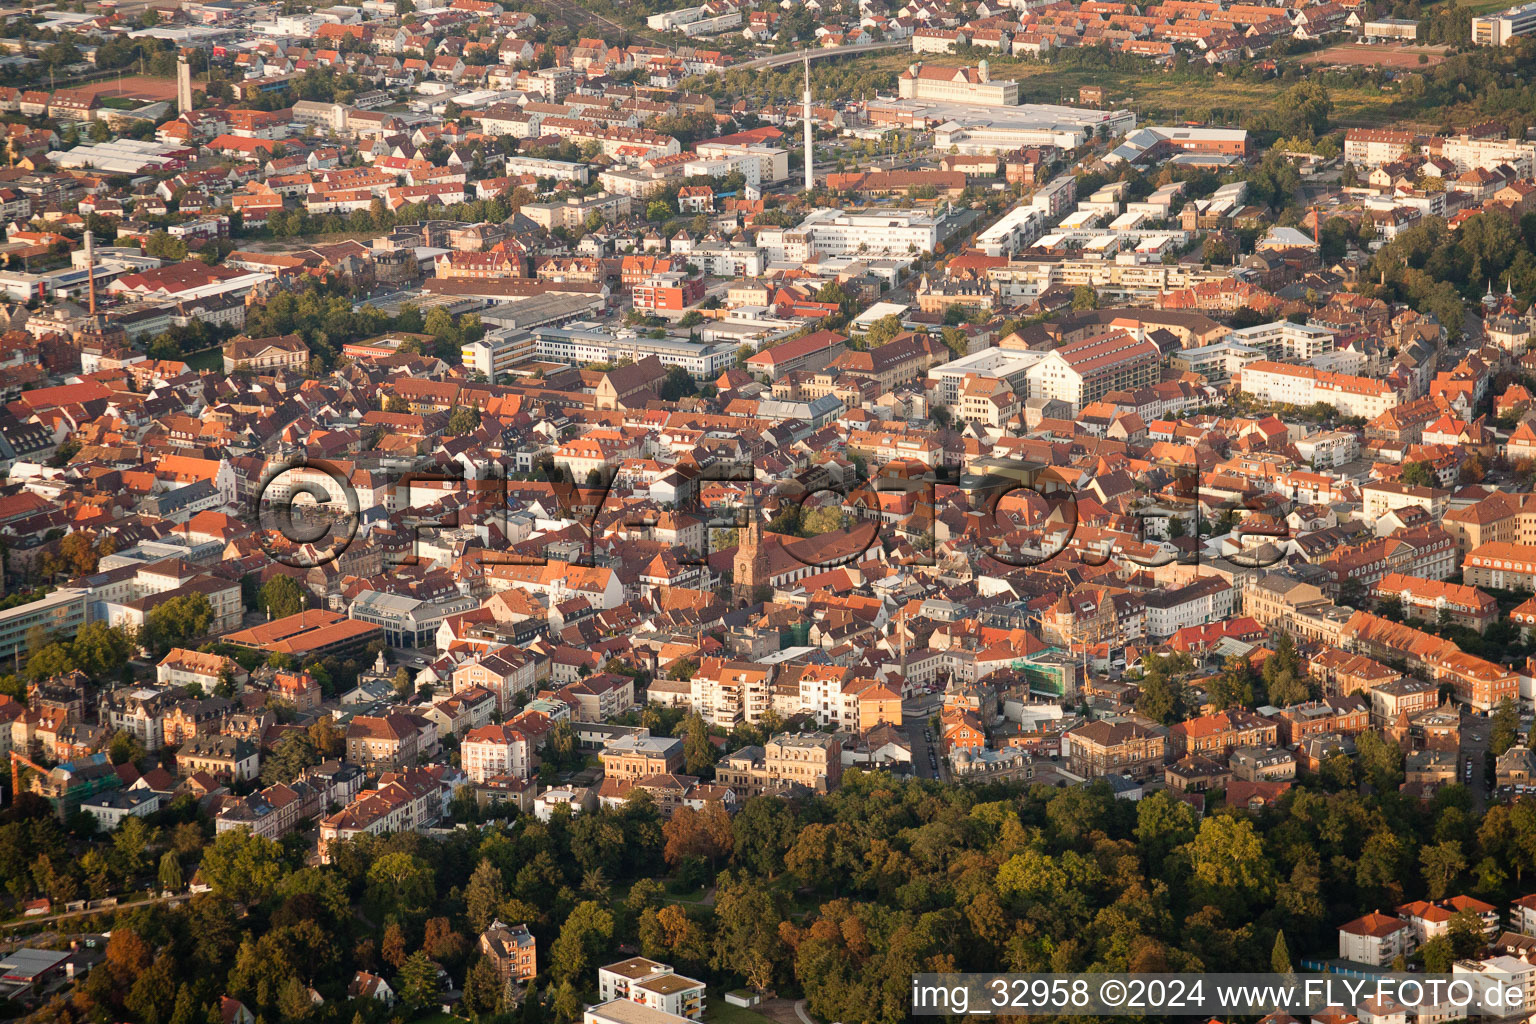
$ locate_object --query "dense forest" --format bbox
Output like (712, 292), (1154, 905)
(6, 769), (1532, 1024)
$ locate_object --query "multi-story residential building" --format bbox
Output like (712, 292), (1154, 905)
(1024, 330), (1160, 415)
(896, 61), (1020, 106)
(1362, 482), (1450, 521)
(1064, 720), (1167, 780)
(599, 734), (684, 781)
(1235, 361), (1402, 418)
(318, 767), (453, 862)
(1365, 676), (1442, 726)
(597, 959), (706, 1020)
(1344, 128), (1417, 167)
(481, 921), (537, 983)
(1464, 542), (1536, 591)
(1142, 576), (1236, 638)
(688, 659), (773, 729)
(715, 733), (842, 796)
(452, 648), (537, 715)
(215, 778), (324, 840)
(1371, 574), (1500, 633)
(345, 713), (432, 769)
(1273, 696), (1371, 746)
(462, 722), (536, 782)
(1168, 710), (1279, 761)
(1338, 912), (1414, 966)
(156, 648), (247, 692)
(1430, 651), (1519, 711)
(176, 734), (259, 783)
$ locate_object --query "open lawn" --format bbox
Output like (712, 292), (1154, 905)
(788, 50), (1406, 126)
(705, 991), (778, 1024)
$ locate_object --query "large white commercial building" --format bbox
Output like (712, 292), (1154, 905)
(755, 207), (955, 261)
(1473, 2), (1536, 44)
(927, 103), (1135, 154)
(535, 326), (739, 378)
(897, 61), (1020, 106)
(462, 329), (536, 381)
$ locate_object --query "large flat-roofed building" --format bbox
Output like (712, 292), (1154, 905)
(535, 326), (738, 378)
(897, 60), (1019, 106)
(222, 609), (383, 660)
(921, 103), (1136, 153)
(1107, 126), (1251, 166)
(1473, 2), (1536, 44)
(0, 589), (86, 661)
(462, 328), (536, 381)
(755, 207), (955, 262)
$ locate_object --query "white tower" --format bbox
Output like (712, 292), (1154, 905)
(176, 53), (193, 116)
(802, 55), (814, 193)
(84, 229), (96, 318)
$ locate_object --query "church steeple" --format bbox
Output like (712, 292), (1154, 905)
(732, 481), (767, 606)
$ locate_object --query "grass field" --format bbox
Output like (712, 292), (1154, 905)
(705, 991), (777, 1024)
(791, 50), (1406, 126)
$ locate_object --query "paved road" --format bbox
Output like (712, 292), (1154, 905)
(794, 999), (815, 1024)
(1462, 710), (1491, 812)
(903, 699), (947, 781)
(736, 40), (908, 71)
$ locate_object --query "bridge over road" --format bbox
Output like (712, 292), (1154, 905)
(735, 39), (909, 71)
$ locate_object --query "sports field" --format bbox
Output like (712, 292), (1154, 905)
(62, 74), (203, 104)
(1301, 42), (1451, 69)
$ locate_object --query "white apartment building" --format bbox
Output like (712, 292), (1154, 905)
(1227, 321), (1337, 362)
(975, 204), (1045, 257)
(1435, 134), (1536, 176)
(684, 146), (788, 188)
(502, 155), (590, 183)
(897, 60), (1020, 106)
(1361, 481), (1449, 520)
(1235, 360), (1402, 419)
(597, 959), (705, 1020)
(1344, 129), (1415, 167)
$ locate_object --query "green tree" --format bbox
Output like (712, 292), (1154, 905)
(1491, 697), (1520, 756)
(448, 405), (482, 435)
(158, 849), (183, 892)
(198, 829), (283, 905)
(1271, 929), (1293, 976)
(259, 575), (306, 619)
(260, 732), (319, 785)
(464, 859), (505, 934)
(1421, 840), (1466, 900)
(397, 950), (442, 1008)
(462, 956), (502, 1018)
(549, 900), (614, 983)
(1401, 461), (1437, 488)
(366, 852), (436, 919)
(144, 593), (214, 654)
(682, 713), (716, 777)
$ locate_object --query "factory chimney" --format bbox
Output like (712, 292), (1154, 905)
(803, 55), (814, 194)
